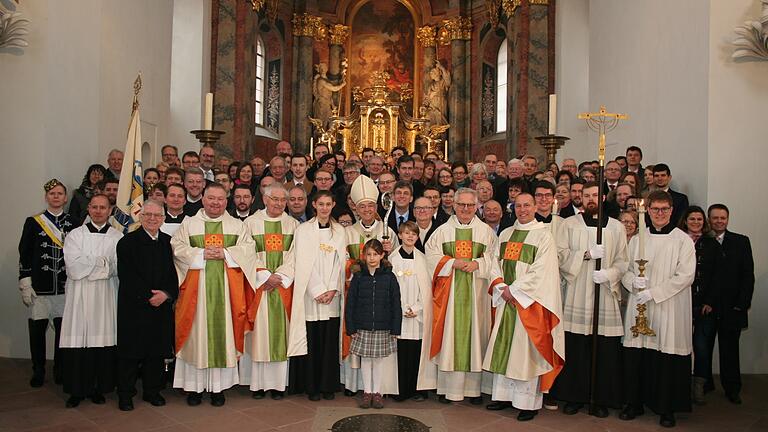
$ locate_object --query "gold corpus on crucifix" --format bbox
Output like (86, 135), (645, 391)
(578, 105), (628, 166)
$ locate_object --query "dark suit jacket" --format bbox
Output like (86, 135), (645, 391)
(559, 204), (576, 219)
(387, 206), (415, 235)
(490, 214), (515, 236)
(668, 189), (689, 226)
(718, 231), (755, 329)
(433, 207), (450, 227)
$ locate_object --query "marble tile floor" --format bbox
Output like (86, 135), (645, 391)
(0, 357), (766, 432)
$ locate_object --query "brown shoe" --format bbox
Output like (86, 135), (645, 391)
(359, 392), (371, 409)
(372, 393), (384, 409)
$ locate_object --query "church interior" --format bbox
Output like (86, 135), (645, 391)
(0, 0), (767, 430)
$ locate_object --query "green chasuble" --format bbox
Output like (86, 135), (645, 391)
(442, 228), (486, 371)
(189, 221), (239, 368)
(489, 229), (538, 374)
(252, 220), (293, 361)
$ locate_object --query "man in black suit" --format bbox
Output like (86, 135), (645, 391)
(423, 186), (449, 227)
(704, 204), (755, 404)
(395, 155), (425, 198)
(387, 181), (415, 235)
(652, 164), (688, 226)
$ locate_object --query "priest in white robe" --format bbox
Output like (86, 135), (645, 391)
(341, 175), (399, 395)
(171, 183), (259, 407)
(620, 190), (695, 428)
(239, 184), (299, 399)
(420, 188), (499, 403)
(285, 190), (347, 401)
(60, 194), (123, 408)
(483, 192), (564, 422)
(550, 182), (628, 417)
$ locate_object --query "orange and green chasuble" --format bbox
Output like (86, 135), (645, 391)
(250, 220), (294, 362)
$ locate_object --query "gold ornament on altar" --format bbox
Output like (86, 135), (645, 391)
(329, 24), (350, 45)
(416, 25), (437, 47)
(292, 13), (327, 40)
(439, 16), (472, 45)
(417, 124), (450, 159)
(250, 0), (278, 23)
(502, 0), (549, 16)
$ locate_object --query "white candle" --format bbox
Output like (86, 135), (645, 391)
(551, 199), (558, 242)
(553, 198), (559, 216)
(444, 139), (449, 161)
(548, 94), (557, 135)
(638, 199), (646, 258)
(310, 137), (314, 158)
(204, 93), (214, 130)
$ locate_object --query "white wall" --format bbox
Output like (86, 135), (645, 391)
(556, 0), (768, 373)
(0, 0), (174, 358)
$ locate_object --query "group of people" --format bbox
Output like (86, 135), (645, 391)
(17, 141), (754, 428)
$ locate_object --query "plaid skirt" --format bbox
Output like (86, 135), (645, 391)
(350, 330), (397, 358)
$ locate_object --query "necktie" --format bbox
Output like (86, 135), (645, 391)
(609, 184), (615, 191)
(398, 215), (405, 227)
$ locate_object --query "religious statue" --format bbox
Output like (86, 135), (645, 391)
(312, 62), (347, 127)
(422, 60), (451, 126)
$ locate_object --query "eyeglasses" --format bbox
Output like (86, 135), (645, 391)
(649, 207), (672, 214)
(534, 193), (553, 198)
(456, 203), (476, 209)
(379, 179), (395, 185)
(414, 206), (434, 212)
(266, 196), (287, 203)
(339, 220), (353, 226)
(142, 213), (165, 219)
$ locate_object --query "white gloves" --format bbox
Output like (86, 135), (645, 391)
(632, 276), (647, 290)
(588, 244), (605, 260)
(19, 277), (36, 307)
(635, 289), (653, 305)
(592, 269), (610, 284)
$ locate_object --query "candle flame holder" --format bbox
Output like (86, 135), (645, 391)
(630, 259), (656, 338)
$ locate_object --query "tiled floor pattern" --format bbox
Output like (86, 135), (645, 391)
(0, 357), (765, 432)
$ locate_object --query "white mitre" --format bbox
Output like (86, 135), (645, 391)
(350, 175), (379, 205)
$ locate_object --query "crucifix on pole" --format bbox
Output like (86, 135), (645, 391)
(577, 105), (628, 416)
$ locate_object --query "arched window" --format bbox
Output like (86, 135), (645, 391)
(496, 39), (508, 133)
(255, 37), (265, 126)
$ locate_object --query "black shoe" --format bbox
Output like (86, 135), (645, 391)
(322, 392), (335, 400)
(271, 390), (284, 400)
(727, 393), (742, 405)
(391, 394), (407, 402)
(142, 394), (166, 407)
(251, 390), (265, 399)
(308, 393), (322, 401)
(412, 393), (427, 402)
(486, 401), (512, 411)
(660, 413), (676, 428)
(619, 405), (644, 421)
(89, 393), (106, 404)
(589, 405), (609, 418)
(29, 373), (44, 388)
(119, 397), (134, 411)
(543, 394), (558, 411)
(563, 402), (583, 415)
(470, 396), (483, 405)
(344, 389), (355, 397)
(210, 392), (225, 407)
(438, 395), (451, 404)
(65, 396), (83, 408)
(517, 410), (538, 421)
(187, 392), (203, 406)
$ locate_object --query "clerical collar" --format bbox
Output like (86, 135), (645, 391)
(649, 222), (676, 235)
(167, 209), (185, 219)
(535, 213), (553, 223)
(360, 220), (377, 230)
(187, 194), (202, 203)
(237, 210), (250, 218)
(86, 222), (109, 234)
(582, 213), (608, 228)
(399, 248), (414, 259)
(318, 220), (331, 229)
(144, 229), (159, 240)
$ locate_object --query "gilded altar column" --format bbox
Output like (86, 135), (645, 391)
(291, 13), (326, 154)
(417, 25), (437, 102)
(328, 24), (349, 82)
(443, 16), (472, 162)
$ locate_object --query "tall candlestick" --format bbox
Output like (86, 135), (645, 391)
(548, 94), (557, 135)
(638, 199), (646, 258)
(444, 139), (449, 162)
(204, 93), (214, 130)
(310, 137), (314, 158)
